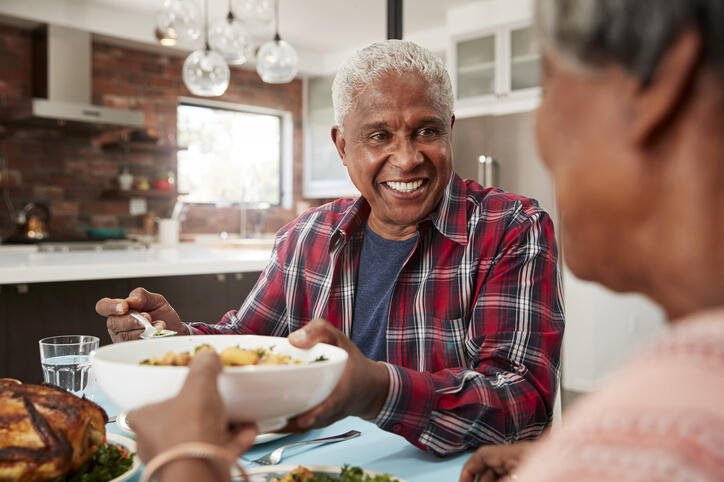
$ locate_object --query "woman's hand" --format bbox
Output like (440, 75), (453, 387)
(129, 350), (257, 482)
(459, 440), (536, 482)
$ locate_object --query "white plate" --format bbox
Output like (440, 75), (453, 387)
(116, 410), (290, 446)
(105, 433), (141, 482)
(241, 464), (405, 482)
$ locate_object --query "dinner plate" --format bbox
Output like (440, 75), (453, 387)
(106, 433), (141, 482)
(116, 411), (290, 445)
(239, 464), (405, 482)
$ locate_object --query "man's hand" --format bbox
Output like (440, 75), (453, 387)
(95, 287), (189, 343)
(459, 441), (536, 482)
(129, 351), (257, 480)
(284, 318), (389, 430)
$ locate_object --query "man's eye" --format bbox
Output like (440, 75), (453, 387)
(418, 128), (438, 137)
(370, 132), (387, 141)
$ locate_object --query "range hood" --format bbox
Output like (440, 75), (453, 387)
(1, 24), (143, 130)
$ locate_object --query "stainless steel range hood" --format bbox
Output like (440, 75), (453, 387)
(1, 24), (143, 130)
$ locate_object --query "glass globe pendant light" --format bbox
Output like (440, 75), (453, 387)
(155, 0), (202, 43)
(209, 0), (250, 65)
(183, 0), (231, 96)
(256, 0), (298, 84)
(232, 0), (273, 39)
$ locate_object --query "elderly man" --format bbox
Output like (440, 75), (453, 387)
(461, 0), (724, 480)
(97, 40), (564, 456)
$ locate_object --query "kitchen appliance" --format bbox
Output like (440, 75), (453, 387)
(0, 25), (143, 130)
(478, 155), (499, 187)
(15, 203), (50, 240)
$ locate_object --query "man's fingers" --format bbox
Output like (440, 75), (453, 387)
(460, 450), (492, 482)
(288, 318), (340, 349)
(126, 287), (166, 311)
(96, 297), (128, 316)
(225, 424), (258, 456)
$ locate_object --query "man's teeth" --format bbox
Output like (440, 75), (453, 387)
(385, 180), (424, 193)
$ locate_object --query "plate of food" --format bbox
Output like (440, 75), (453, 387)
(241, 464), (405, 482)
(92, 335), (348, 433)
(0, 379), (138, 482)
(116, 410), (290, 446)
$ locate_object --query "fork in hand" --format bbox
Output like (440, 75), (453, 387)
(251, 430), (361, 465)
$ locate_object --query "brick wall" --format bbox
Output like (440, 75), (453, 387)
(0, 24), (331, 240)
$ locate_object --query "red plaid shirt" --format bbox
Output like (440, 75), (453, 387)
(189, 173), (564, 456)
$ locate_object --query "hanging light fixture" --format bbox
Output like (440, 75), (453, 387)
(155, 0), (202, 43)
(209, 0), (250, 65)
(256, 0), (298, 84)
(232, 0), (273, 39)
(183, 0), (230, 96)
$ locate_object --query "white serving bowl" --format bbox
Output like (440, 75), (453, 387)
(91, 335), (347, 432)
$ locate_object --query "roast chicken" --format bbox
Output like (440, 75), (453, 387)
(0, 379), (107, 481)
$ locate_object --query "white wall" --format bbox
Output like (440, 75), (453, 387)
(562, 267), (668, 392)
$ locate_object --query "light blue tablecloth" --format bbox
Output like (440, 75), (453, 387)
(97, 389), (469, 481)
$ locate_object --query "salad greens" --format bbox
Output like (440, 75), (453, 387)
(60, 443), (134, 482)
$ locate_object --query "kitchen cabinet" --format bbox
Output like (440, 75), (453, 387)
(0, 271), (261, 383)
(303, 75), (358, 199)
(450, 23), (541, 118)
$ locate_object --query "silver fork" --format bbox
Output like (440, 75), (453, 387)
(251, 430), (361, 465)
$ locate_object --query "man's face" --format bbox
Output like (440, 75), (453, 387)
(333, 72), (454, 239)
(535, 53), (653, 287)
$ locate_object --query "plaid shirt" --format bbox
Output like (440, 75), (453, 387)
(189, 173), (564, 456)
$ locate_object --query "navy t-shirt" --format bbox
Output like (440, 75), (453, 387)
(351, 223), (417, 362)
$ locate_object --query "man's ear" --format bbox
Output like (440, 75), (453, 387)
(331, 126), (347, 166)
(630, 27), (702, 146)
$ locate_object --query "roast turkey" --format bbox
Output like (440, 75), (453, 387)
(0, 379), (107, 481)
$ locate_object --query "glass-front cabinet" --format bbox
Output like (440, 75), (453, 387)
(456, 34), (496, 99)
(451, 23), (541, 116)
(303, 75), (358, 199)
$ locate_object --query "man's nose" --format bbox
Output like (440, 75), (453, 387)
(389, 138), (424, 171)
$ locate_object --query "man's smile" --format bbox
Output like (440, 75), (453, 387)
(382, 178), (426, 194)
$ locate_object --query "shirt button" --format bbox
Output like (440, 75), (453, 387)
(392, 423), (403, 433)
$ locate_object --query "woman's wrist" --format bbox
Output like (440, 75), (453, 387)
(140, 442), (246, 482)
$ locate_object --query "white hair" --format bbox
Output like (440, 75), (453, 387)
(536, 0), (724, 84)
(331, 39), (454, 129)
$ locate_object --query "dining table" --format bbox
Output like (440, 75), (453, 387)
(97, 388), (470, 482)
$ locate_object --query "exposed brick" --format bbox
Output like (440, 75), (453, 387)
(33, 185), (64, 201)
(51, 201), (79, 216)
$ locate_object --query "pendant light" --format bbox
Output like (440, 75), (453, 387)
(232, 0), (273, 39)
(209, 0), (250, 65)
(183, 0), (231, 97)
(256, 0), (298, 84)
(155, 0), (202, 43)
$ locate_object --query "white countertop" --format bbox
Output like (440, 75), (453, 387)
(0, 244), (273, 284)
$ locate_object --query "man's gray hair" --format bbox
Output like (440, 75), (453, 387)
(535, 0), (724, 83)
(331, 40), (454, 128)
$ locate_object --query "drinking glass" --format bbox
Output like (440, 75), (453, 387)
(39, 335), (99, 400)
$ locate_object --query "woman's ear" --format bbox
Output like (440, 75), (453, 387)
(630, 27), (703, 146)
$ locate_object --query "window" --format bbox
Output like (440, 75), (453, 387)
(177, 102), (283, 206)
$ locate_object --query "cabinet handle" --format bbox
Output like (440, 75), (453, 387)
(234, 273), (243, 281)
(216, 274), (226, 282)
(17, 284), (29, 294)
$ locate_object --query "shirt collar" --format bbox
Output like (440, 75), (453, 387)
(332, 171), (468, 247)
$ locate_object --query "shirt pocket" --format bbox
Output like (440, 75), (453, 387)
(426, 316), (469, 372)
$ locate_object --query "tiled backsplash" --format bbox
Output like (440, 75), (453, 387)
(0, 24), (332, 240)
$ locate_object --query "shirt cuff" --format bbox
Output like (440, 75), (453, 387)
(374, 362), (433, 438)
(185, 323), (200, 335)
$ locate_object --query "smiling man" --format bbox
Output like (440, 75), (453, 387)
(97, 40), (564, 456)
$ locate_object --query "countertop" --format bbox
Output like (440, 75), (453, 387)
(0, 243), (273, 284)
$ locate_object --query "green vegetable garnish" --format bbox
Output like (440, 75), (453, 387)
(313, 355), (329, 362)
(60, 443), (134, 482)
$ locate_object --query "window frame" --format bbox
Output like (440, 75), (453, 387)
(177, 96), (294, 210)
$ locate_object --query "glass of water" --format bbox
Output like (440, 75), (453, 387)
(39, 335), (99, 400)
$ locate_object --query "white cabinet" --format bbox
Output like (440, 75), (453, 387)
(450, 22), (541, 118)
(303, 75), (359, 199)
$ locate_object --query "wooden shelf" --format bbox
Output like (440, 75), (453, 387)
(101, 141), (187, 154)
(102, 189), (187, 199)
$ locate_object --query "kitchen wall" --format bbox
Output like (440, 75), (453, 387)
(0, 23), (329, 240)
